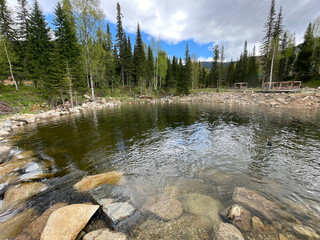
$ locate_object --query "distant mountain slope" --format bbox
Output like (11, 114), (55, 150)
(200, 61), (230, 69)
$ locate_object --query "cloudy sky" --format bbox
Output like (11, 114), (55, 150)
(7, 0), (320, 61)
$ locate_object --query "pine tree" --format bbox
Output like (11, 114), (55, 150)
(176, 57), (185, 94)
(124, 35), (134, 88)
(27, 0), (51, 88)
(218, 45), (225, 90)
(133, 23), (146, 92)
(115, 2), (125, 86)
(295, 23), (315, 80)
(146, 45), (154, 89)
(212, 44), (219, 88)
(247, 46), (259, 87)
(183, 43), (192, 93)
(0, 0), (17, 89)
(226, 59), (235, 86)
(15, 0), (30, 82)
(260, 0), (276, 89)
(0, 0), (15, 41)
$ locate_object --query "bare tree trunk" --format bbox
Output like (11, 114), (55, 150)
(2, 38), (18, 91)
(269, 46), (276, 90)
(155, 56), (158, 90)
(66, 62), (73, 108)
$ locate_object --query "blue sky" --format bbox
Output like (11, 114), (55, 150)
(9, 0), (320, 62)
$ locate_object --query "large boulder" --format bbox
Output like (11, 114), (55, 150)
(0, 145), (10, 162)
(179, 193), (221, 225)
(40, 204), (100, 240)
(221, 204), (251, 231)
(16, 203), (67, 240)
(232, 187), (280, 221)
(74, 172), (124, 192)
(90, 184), (136, 226)
(213, 222), (244, 240)
(142, 194), (183, 221)
(0, 208), (36, 240)
(2, 182), (47, 210)
(83, 228), (126, 240)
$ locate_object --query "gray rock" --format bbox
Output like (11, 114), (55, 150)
(90, 184), (136, 226)
(213, 222), (244, 240)
(291, 223), (320, 239)
(0, 145), (10, 162)
(2, 120), (12, 129)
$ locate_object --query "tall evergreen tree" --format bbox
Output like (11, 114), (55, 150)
(211, 44), (219, 88)
(115, 2), (125, 86)
(184, 43), (192, 93)
(218, 45), (225, 90)
(27, 0), (51, 88)
(133, 23), (146, 92)
(295, 23), (315, 80)
(226, 59), (235, 86)
(146, 45), (154, 89)
(15, 0), (30, 82)
(260, 0), (276, 89)
(176, 57), (185, 94)
(247, 46), (259, 87)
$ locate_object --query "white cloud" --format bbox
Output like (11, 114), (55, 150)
(198, 56), (213, 62)
(7, 0), (320, 60)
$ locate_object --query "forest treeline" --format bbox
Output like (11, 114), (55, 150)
(0, 0), (319, 106)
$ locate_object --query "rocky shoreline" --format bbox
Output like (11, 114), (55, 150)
(0, 92), (320, 239)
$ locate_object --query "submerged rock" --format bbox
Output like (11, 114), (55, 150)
(179, 193), (221, 225)
(142, 194), (183, 221)
(11, 150), (36, 162)
(16, 203), (67, 240)
(2, 182), (47, 210)
(83, 228), (127, 240)
(0, 208), (36, 240)
(74, 172), (124, 192)
(221, 204), (251, 231)
(213, 222), (244, 240)
(131, 214), (211, 240)
(40, 204), (99, 240)
(232, 187), (280, 221)
(0, 157), (35, 177)
(291, 223), (320, 239)
(0, 145), (10, 162)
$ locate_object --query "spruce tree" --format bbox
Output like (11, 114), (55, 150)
(146, 45), (154, 89)
(260, 0), (276, 89)
(176, 57), (185, 94)
(0, 0), (15, 41)
(133, 23), (146, 92)
(212, 44), (219, 88)
(27, 0), (51, 88)
(295, 23), (314, 80)
(183, 43), (192, 94)
(115, 2), (125, 86)
(15, 0), (30, 82)
(226, 59), (235, 86)
(247, 46), (259, 87)
(218, 45), (225, 90)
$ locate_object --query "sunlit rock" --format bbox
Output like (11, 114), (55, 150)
(73, 172), (124, 192)
(16, 203), (67, 240)
(2, 182), (47, 210)
(83, 228), (127, 240)
(213, 222), (244, 240)
(142, 194), (183, 221)
(179, 193), (221, 225)
(0, 145), (10, 161)
(40, 204), (99, 240)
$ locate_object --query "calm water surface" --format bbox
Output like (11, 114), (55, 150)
(13, 103), (320, 237)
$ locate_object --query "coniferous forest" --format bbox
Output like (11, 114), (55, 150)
(0, 0), (320, 106)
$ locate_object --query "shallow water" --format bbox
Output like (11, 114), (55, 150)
(10, 103), (320, 238)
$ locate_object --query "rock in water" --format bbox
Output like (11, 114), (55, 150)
(83, 228), (127, 240)
(90, 184), (136, 226)
(213, 222), (244, 240)
(179, 193), (221, 225)
(0, 157), (35, 177)
(11, 150), (35, 162)
(1, 182), (47, 210)
(223, 204), (251, 231)
(40, 204), (99, 240)
(232, 187), (280, 221)
(142, 194), (183, 221)
(16, 203), (67, 240)
(0, 208), (36, 240)
(291, 223), (320, 239)
(73, 172), (124, 192)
